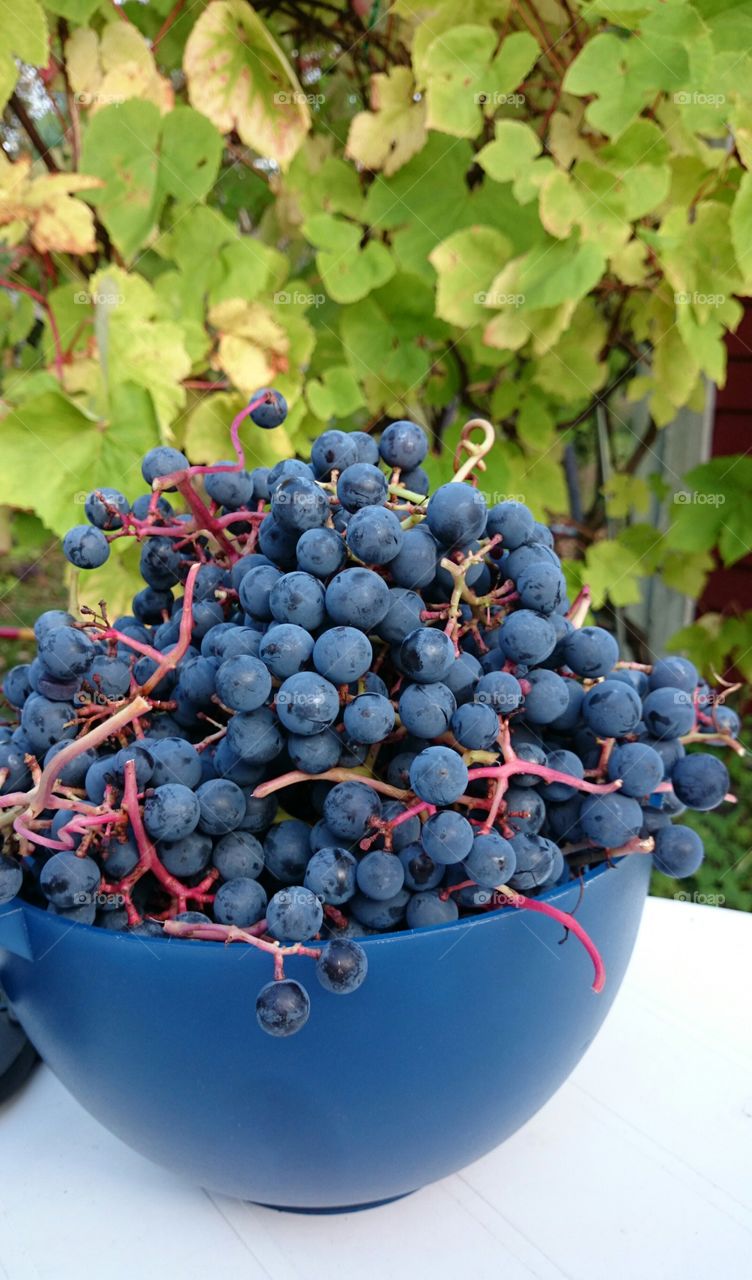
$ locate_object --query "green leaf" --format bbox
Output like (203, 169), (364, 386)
(731, 170), (752, 285)
(424, 27), (537, 138)
(81, 100), (162, 261)
(157, 105), (223, 204)
(44, 0), (100, 18)
(584, 538), (647, 608)
(303, 214), (395, 304)
(340, 274), (447, 411)
(89, 265), (191, 435)
(0, 389), (159, 536)
(430, 226), (513, 326)
(0, 0), (47, 111)
(306, 366), (365, 420)
(563, 33), (649, 137)
(476, 121), (542, 183)
(184, 0), (310, 169)
(346, 67), (427, 176)
(603, 473), (651, 518)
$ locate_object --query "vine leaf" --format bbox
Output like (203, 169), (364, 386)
(346, 68), (427, 176)
(64, 20), (173, 114)
(0, 154), (101, 254)
(424, 26), (538, 138)
(184, 0), (310, 170)
(0, 0), (48, 112)
(303, 213), (395, 304)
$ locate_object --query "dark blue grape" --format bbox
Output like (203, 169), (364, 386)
(323, 781), (382, 841)
(579, 793), (643, 846)
(499, 611), (557, 666)
(486, 500), (535, 550)
(249, 387), (287, 429)
(63, 525), (110, 569)
(464, 831), (516, 888)
(141, 446), (188, 485)
(582, 679), (642, 737)
(406, 891), (458, 929)
(256, 979), (309, 1036)
(40, 851), (100, 909)
(264, 819), (312, 883)
(398, 682), (456, 738)
(313, 627), (372, 684)
(337, 463), (388, 511)
(410, 746), (468, 805)
(295, 526), (346, 578)
(311, 429), (358, 478)
(143, 783), (201, 841)
(315, 938), (368, 992)
(325, 568), (390, 630)
(214, 876), (267, 926)
(642, 687), (695, 740)
(671, 754), (729, 810)
(426, 483), (487, 547)
(653, 825), (704, 877)
(213, 831), (265, 881)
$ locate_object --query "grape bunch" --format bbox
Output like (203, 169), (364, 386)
(0, 390), (742, 1036)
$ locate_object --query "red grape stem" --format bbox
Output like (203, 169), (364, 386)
(567, 586), (591, 628)
(115, 758), (218, 920)
(140, 562), (200, 696)
(467, 763), (622, 794)
(0, 696), (151, 817)
(253, 768), (409, 800)
(495, 884), (606, 993)
(162, 918), (322, 964)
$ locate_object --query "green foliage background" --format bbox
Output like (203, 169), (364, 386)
(1, 0), (751, 906)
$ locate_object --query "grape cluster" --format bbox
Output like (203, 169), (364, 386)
(0, 393), (741, 1036)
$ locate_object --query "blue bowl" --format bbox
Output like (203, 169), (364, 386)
(0, 855), (650, 1209)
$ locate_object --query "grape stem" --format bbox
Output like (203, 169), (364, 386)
(253, 768), (409, 801)
(140, 562), (200, 696)
(567, 586), (591, 628)
(162, 918), (322, 964)
(495, 884), (606, 993)
(451, 419), (496, 485)
(0, 696), (151, 817)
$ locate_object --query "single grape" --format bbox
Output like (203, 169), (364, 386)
(315, 939), (368, 993)
(266, 886), (323, 942)
(607, 742), (664, 799)
(562, 627), (619, 678)
(653, 825), (704, 877)
(158, 831), (213, 877)
(379, 420), (428, 470)
(311, 429), (358, 478)
(286, 730), (341, 773)
(0, 857), (23, 904)
(426, 483), (487, 547)
(249, 387), (288, 429)
(671, 754), (729, 811)
(276, 671), (340, 736)
(323, 781), (382, 841)
(271, 475), (329, 532)
(141, 446), (189, 485)
(399, 627), (455, 684)
(337, 463), (388, 511)
(485, 500), (535, 550)
(582, 679), (642, 738)
(648, 656), (698, 694)
(214, 876), (267, 926)
(398, 682), (456, 738)
(541, 749), (585, 801)
(325, 568), (390, 631)
(464, 831), (516, 888)
(346, 506), (403, 565)
(579, 793), (643, 847)
(269, 571), (326, 630)
(410, 747), (468, 805)
(343, 693), (395, 744)
(256, 979), (310, 1036)
(40, 852), (100, 909)
(212, 831), (265, 881)
(296, 526), (347, 578)
(499, 611), (557, 666)
(143, 784), (201, 842)
(508, 834), (557, 890)
(63, 525), (110, 570)
(204, 463), (255, 510)
(313, 627), (372, 684)
(85, 487), (130, 530)
(264, 819), (313, 883)
(225, 708), (284, 763)
(642, 687), (695, 740)
(398, 843), (443, 892)
(304, 847), (358, 904)
(358, 849), (404, 901)
(450, 702), (499, 750)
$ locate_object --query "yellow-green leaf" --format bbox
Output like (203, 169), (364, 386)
(346, 67), (427, 176)
(184, 0), (310, 170)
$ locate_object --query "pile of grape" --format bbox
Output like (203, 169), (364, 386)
(0, 390), (742, 1037)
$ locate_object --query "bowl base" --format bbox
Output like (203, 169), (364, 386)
(252, 1191), (414, 1215)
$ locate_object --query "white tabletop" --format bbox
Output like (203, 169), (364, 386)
(1, 897), (750, 1280)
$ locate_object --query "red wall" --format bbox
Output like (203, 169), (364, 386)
(697, 306), (752, 616)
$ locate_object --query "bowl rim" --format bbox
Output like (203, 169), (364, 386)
(5, 856), (642, 952)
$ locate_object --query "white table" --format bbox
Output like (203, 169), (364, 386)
(1, 898), (750, 1280)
